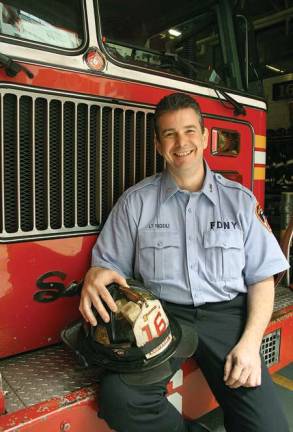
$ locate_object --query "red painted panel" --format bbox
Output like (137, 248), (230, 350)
(167, 358), (218, 419)
(266, 310), (293, 373)
(0, 236), (97, 358)
(0, 387), (111, 432)
(0, 390), (5, 416)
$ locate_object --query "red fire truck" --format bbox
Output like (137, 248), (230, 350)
(0, 1), (292, 430)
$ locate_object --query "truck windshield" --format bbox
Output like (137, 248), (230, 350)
(98, 0), (241, 91)
(0, 1), (84, 49)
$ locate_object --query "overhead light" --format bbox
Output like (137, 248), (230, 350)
(265, 64), (285, 73)
(168, 28), (182, 37)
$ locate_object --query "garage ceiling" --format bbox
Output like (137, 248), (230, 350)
(234, 0), (293, 77)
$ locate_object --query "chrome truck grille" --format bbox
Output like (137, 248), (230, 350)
(0, 87), (162, 241)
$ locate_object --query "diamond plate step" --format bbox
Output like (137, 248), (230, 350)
(0, 345), (101, 413)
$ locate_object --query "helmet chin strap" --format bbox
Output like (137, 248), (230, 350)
(118, 285), (145, 304)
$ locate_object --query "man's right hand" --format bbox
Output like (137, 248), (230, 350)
(79, 267), (128, 325)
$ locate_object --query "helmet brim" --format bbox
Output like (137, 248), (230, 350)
(61, 314), (198, 384)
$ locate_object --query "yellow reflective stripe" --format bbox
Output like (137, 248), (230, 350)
(255, 135), (266, 149)
(254, 167), (266, 180)
(272, 373), (293, 391)
(254, 135), (266, 180)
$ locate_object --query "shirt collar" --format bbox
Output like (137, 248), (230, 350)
(160, 161), (218, 206)
(160, 169), (179, 203)
(201, 162), (218, 206)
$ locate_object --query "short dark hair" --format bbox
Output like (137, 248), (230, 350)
(154, 92), (204, 137)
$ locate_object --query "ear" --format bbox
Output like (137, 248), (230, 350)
(155, 135), (162, 155)
(203, 127), (209, 150)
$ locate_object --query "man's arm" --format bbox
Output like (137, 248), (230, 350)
(224, 276), (274, 389)
(79, 267), (128, 325)
(79, 194), (138, 325)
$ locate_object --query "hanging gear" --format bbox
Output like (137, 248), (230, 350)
(62, 279), (198, 384)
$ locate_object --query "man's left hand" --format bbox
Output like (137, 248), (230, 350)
(223, 340), (261, 389)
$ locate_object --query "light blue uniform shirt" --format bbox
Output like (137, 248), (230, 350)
(91, 163), (289, 305)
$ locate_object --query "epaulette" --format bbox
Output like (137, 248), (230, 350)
(122, 173), (161, 199)
(214, 172), (253, 199)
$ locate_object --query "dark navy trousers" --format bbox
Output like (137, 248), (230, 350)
(98, 295), (289, 432)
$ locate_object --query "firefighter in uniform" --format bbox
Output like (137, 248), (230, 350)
(79, 93), (290, 432)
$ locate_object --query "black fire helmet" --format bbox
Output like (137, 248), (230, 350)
(61, 280), (198, 384)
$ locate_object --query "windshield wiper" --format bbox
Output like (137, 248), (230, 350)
(214, 88), (246, 116)
(0, 52), (34, 79)
(163, 54), (246, 116)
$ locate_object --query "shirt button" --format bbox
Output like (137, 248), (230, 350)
(188, 236), (192, 241)
(157, 241), (163, 247)
(188, 208), (192, 213)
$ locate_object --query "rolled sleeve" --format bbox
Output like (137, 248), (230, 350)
(243, 196), (289, 286)
(91, 195), (137, 278)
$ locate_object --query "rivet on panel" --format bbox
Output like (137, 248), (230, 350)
(60, 421), (71, 431)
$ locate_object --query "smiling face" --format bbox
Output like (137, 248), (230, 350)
(155, 108), (209, 179)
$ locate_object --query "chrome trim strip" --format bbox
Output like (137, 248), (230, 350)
(0, 94), (4, 232)
(87, 104), (91, 224)
(32, 98), (36, 230)
(16, 96), (20, 232)
(97, 106), (102, 223)
(0, 225), (99, 243)
(142, 113), (147, 179)
(47, 100), (51, 228)
(132, 112), (136, 185)
(74, 103), (78, 227)
(61, 101), (64, 228)
(109, 107), (114, 209)
(121, 110), (125, 194)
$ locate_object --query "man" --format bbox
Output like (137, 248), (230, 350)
(79, 93), (289, 432)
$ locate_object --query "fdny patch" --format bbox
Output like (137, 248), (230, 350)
(255, 203), (272, 232)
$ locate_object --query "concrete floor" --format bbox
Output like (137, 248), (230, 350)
(198, 363), (293, 431)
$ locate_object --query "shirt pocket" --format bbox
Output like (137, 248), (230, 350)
(203, 229), (244, 281)
(138, 230), (180, 281)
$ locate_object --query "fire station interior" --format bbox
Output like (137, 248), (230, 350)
(0, 0), (292, 431)
(200, 1), (293, 430)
